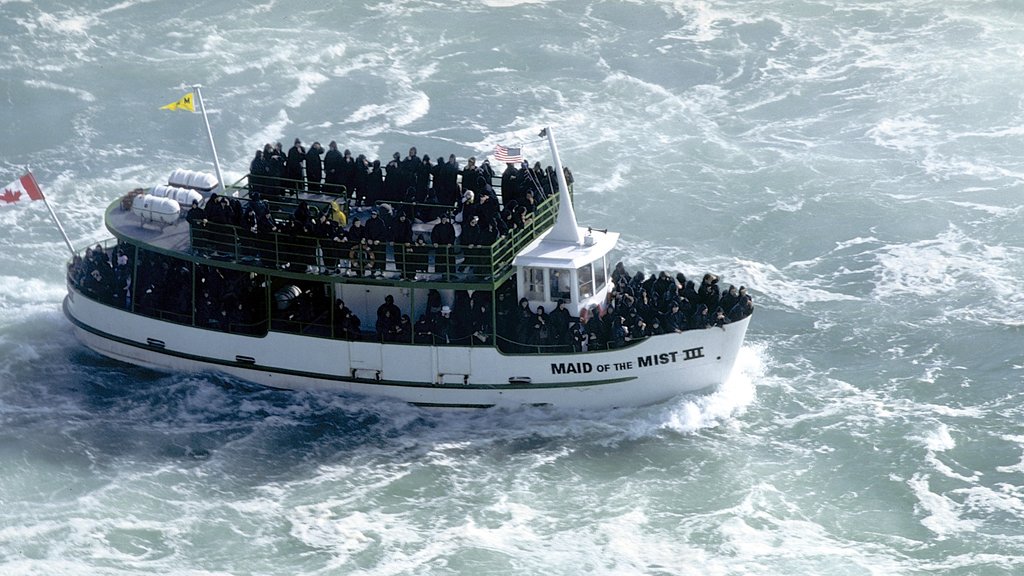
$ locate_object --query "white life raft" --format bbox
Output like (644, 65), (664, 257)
(168, 169), (219, 192)
(149, 185), (203, 208)
(131, 194), (180, 225)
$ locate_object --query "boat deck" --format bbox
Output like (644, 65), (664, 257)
(104, 181), (560, 289)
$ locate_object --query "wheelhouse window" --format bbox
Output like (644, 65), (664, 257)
(593, 256), (607, 293)
(549, 268), (571, 301)
(523, 267), (546, 301)
(577, 262), (594, 299)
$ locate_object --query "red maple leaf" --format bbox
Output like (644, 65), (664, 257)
(0, 188), (21, 204)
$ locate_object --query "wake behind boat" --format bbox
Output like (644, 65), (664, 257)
(62, 113), (752, 409)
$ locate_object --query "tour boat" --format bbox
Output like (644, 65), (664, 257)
(62, 126), (751, 409)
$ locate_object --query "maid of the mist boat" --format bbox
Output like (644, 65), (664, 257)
(63, 88), (751, 409)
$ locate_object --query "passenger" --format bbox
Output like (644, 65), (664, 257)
(649, 317), (665, 336)
(713, 307), (730, 330)
(376, 307), (399, 342)
(683, 279), (699, 306)
(383, 152), (403, 202)
(414, 313), (434, 344)
(500, 162), (518, 208)
(364, 159), (384, 206)
(719, 285), (740, 317)
(451, 290), (473, 344)
(323, 141), (344, 195)
(570, 319), (587, 352)
(390, 210), (414, 279)
(728, 293), (754, 321)
(585, 305), (605, 350)
(408, 234), (429, 278)
(416, 154), (433, 203)
(332, 298), (352, 338)
(395, 314), (412, 343)
(364, 209), (389, 277)
(315, 213), (346, 274)
(470, 295), (492, 345)
(400, 146), (422, 198)
(495, 290), (516, 346)
(459, 215), (485, 277)
(286, 138), (306, 193)
(436, 154), (460, 208)
(549, 299), (572, 351)
(427, 289), (443, 320)
(270, 142), (287, 196)
(690, 303), (711, 329)
(343, 149), (359, 199)
(432, 305), (453, 344)
(529, 305), (550, 349)
(661, 301), (686, 333)
(611, 261), (629, 285)
(376, 294), (401, 328)
(348, 237), (374, 277)
(345, 309), (362, 341)
(461, 156), (481, 196)
(249, 150), (266, 195)
(430, 213), (457, 279)
(607, 315), (627, 349)
(514, 297), (532, 350)
(697, 273), (721, 311)
(186, 199), (207, 228)
(305, 141), (324, 193)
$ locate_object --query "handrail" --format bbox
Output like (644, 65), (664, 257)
(188, 184), (561, 286)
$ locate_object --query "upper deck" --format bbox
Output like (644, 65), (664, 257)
(105, 176), (563, 290)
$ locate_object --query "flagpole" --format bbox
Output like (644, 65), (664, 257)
(191, 84), (225, 194)
(27, 172), (76, 257)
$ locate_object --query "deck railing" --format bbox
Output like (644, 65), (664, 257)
(189, 176), (560, 285)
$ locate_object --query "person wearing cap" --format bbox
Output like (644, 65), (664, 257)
(286, 138), (306, 194)
(432, 305), (452, 345)
(430, 212), (456, 279)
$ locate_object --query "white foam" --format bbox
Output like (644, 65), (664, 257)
(23, 79), (96, 102)
(908, 474), (980, 539)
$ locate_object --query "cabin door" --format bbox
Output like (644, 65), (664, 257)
(436, 347), (471, 385)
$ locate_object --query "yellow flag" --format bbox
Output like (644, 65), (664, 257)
(160, 92), (195, 112)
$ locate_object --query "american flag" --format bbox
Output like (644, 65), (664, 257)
(493, 144), (523, 164)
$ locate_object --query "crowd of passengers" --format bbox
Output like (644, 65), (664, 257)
(70, 242), (754, 353)
(328, 263), (753, 352)
(186, 140), (574, 276)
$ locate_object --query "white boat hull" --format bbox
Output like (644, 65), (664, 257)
(64, 286), (750, 409)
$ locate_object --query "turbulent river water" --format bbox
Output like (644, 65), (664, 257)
(3, 1), (1024, 574)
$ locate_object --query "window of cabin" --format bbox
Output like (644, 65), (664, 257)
(577, 262), (594, 299)
(523, 267), (546, 301)
(593, 256), (607, 293)
(549, 268), (571, 301)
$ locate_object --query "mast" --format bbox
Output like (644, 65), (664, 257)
(541, 127), (584, 244)
(191, 85), (226, 194)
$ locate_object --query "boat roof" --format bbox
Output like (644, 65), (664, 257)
(513, 226), (619, 269)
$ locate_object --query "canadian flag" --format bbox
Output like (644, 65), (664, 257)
(1, 172), (44, 206)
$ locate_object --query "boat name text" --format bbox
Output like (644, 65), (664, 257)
(550, 347), (705, 375)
